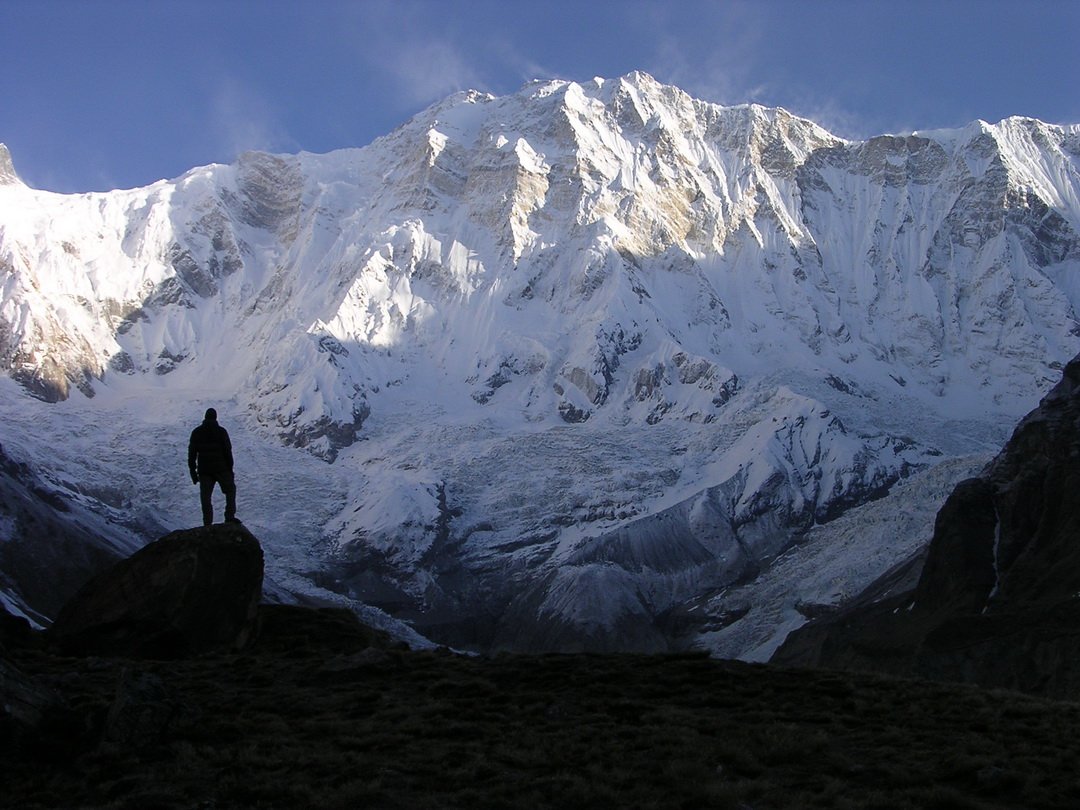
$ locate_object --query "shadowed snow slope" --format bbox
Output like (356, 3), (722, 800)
(2, 72), (1079, 653)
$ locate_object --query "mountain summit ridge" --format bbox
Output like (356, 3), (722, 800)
(2, 72), (1080, 654)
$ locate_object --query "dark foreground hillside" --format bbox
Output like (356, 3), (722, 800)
(4, 605), (1080, 810)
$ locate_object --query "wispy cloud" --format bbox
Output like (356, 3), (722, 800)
(381, 38), (487, 106)
(210, 77), (296, 159)
(487, 42), (563, 90)
(632, 1), (882, 140)
(635, 1), (768, 104)
(340, 1), (490, 108)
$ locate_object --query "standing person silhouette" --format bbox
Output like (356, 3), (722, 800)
(188, 407), (239, 526)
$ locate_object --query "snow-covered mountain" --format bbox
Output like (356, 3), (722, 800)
(2, 72), (1079, 654)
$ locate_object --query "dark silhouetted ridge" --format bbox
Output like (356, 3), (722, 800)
(774, 353), (1080, 698)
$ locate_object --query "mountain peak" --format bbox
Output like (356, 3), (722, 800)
(617, 69), (661, 89)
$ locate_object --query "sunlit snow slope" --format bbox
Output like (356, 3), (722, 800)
(2, 73), (1079, 654)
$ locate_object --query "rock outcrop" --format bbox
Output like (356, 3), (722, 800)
(773, 354), (1080, 697)
(0, 143), (19, 185)
(48, 523), (264, 658)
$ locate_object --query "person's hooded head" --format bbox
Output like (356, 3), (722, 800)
(204, 407), (217, 422)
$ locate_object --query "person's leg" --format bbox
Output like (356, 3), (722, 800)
(220, 470), (237, 522)
(199, 475), (216, 525)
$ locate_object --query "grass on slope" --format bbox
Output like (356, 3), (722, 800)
(4, 607), (1080, 809)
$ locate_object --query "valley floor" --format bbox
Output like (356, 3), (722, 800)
(4, 609), (1080, 809)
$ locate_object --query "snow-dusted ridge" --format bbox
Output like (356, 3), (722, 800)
(1, 72), (1079, 654)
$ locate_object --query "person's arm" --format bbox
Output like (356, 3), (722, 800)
(223, 428), (234, 471)
(188, 431), (199, 483)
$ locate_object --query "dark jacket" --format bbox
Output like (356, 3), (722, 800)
(188, 419), (234, 479)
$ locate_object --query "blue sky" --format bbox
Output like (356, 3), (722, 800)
(3, 0), (1078, 193)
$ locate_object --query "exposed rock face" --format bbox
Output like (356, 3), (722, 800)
(0, 143), (18, 185)
(773, 354), (1080, 697)
(48, 524), (264, 658)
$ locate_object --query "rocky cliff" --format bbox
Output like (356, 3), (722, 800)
(773, 353), (1080, 697)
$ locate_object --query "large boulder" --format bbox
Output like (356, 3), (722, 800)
(48, 523), (263, 658)
(774, 354), (1080, 698)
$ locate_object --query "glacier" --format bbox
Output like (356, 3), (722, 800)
(1, 72), (1079, 655)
